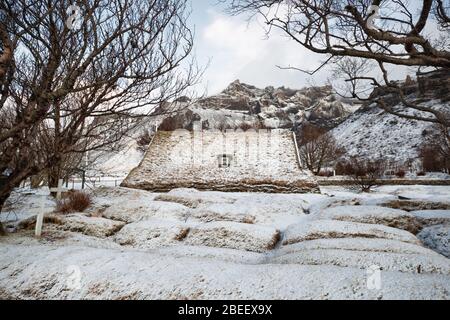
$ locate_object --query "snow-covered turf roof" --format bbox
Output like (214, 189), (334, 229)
(122, 129), (319, 193)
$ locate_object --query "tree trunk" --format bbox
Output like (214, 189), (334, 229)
(0, 166), (37, 235)
(30, 174), (44, 189)
(0, 192), (10, 236)
(48, 167), (60, 198)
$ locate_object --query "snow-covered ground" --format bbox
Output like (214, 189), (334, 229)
(1, 185), (449, 300)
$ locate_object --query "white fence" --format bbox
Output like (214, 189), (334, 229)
(65, 176), (125, 190)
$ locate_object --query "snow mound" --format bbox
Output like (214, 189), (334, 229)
(321, 205), (421, 234)
(189, 210), (256, 224)
(412, 210), (450, 226)
(57, 214), (126, 238)
(270, 247), (450, 275)
(92, 187), (157, 203)
(382, 199), (450, 212)
(277, 238), (435, 255)
(2, 186), (449, 299)
(283, 220), (420, 245)
(157, 245), (265, 264)
(154, 194), (203, 209)
(202, 196), (306, 229)
(1, 226), (122, 250)
(417, 224), (450, 258)
(113, 219), (191, 249)
(102, 201), (189, 223)
(168, 188), (237, 204)
(1, 245), (449, 300)
(184, 221), (280, 253)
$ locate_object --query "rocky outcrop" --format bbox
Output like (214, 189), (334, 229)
(157, 80), (357, 131)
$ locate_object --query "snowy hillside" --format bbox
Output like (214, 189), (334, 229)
(332, 103), (431, 164)
(331, 69), (450, 165)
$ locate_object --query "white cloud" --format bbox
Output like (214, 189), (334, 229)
(203, 14), (267, 61)
(198, 11), (328, 94)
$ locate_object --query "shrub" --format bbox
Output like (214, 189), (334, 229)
(136, 130), (154, 153)
(158, 116), (178, 131)
(335, 161), (355, 175)
(255, 120), (270, 130)
(217, 120), (232, 132)
(238, 122), (253, 131)
(317, 170), (334, 177)
(395, 170), (406, 178)
(297, 124), (346, 175)
(56, 191), (92, 214)
(345, 157), (385, 192)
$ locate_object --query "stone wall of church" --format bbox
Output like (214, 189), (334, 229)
(122, 129), (320, 193)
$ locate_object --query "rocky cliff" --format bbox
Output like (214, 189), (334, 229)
(159, 81), (359, 131)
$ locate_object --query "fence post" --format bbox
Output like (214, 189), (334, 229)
(82, 171), (86, 190)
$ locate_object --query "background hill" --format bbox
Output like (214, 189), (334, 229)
(92, 71), (450, 177)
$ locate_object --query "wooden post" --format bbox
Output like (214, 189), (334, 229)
(36, 179), (69, 237)
(81, 171), (86, 190)
(50, 179), (66, 200)
(35, 192), (47, 238)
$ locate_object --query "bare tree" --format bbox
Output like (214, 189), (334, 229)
(346, 157), (385, 192)
(0, 0), (200, 233)
(297, 124), (345, 175)
(225, 0), (450, 126)
(331, 57), (375, 99)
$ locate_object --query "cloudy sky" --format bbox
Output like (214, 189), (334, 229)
(190, 0), (331, 94)
(189, 1), (422, 96)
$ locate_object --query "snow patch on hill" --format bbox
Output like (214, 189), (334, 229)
(332, 103), (431, 164)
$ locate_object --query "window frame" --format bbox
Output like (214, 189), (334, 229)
(218, 154), (232, 168)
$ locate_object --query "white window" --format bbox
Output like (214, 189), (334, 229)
(218, 154), (232, 168)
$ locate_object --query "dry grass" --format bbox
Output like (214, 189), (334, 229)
(17, 214), (63, 230)
(266, 231), (281, 250)
(174, 228), (190, 241)
(382, 200), (450, 212)
(56, 191), (92, 214)
(395, 170), (406, 178)
(154, 194), (201, 209)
